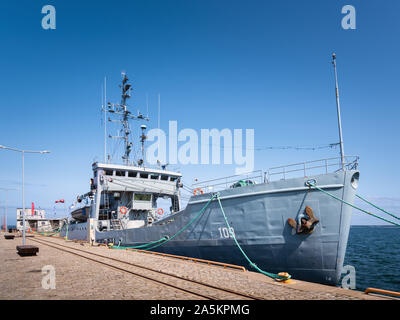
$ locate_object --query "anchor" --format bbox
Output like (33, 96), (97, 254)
(288, 206), (319, 234)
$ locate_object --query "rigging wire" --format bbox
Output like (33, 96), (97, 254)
(161, 133), (340, 152)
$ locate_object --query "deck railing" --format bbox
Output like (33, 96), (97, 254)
(191, 156), (359, 192)
(265, 155), (359, 182)
(192, 170), (264, 193)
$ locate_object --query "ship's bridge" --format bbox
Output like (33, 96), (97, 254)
(92, 162), (182, 196)
(91, 162), (182, 228)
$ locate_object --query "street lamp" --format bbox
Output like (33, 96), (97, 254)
(0, 145), (50, 246)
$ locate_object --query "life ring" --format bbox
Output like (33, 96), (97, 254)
(157, 208), (164, 216)
(119, 206), (128, 215)
(193, 188), (204, 196)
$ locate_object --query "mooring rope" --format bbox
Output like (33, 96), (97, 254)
(111, 194), (217, 251)
(355, 194), (400, 221)
(111, 237), (169, 250)
(30, 227), (62, 237)
(111, 192), (290, 281)
(215, 193), (291, 281)
(306, 180), (400, 227)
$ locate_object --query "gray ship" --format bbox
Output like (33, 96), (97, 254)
(61, 56), (360, 285)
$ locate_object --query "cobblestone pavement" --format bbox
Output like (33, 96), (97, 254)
(0, 234), (389, 300)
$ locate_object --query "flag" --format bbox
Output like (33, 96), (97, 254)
(55, 199), (65, 203)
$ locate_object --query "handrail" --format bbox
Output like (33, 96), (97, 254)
(268, 155), (359, 170)
(191, 156), (359, 191)
(365, 287), (400, 298)
(266, 155), (359, 182)
(192, 170), (263, 186)
(192, 170), (264, 191)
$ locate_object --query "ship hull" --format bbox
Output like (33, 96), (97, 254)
(61, 170), (358, 285)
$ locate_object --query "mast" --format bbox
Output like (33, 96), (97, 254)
(107, 73), (149, 166)
(332, 53), (345, 170)
(104, 77), (107, 163)
(121, 73), (133, 165)
(140, 124), (147, 165)
(158, 93), (160, 130)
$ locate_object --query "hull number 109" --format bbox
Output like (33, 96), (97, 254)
(218, 227), (235, 239)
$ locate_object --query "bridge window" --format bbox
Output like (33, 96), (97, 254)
(160, 175), (168, 181)
(115, 170), (126, 177)
(105, 170), (113, 176)
(140, 173), (149, 179)
(134, 194), (151, 201)
(128, 171), (137, 178)
(150, 174), (159, 180)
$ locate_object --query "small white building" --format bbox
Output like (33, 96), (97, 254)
(16, 208), (62, 233)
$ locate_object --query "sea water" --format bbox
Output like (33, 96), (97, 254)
(342, 226), (400, 292)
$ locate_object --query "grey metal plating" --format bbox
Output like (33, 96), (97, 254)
(61, 169), (359, 285)
(61, 65), (359, 286)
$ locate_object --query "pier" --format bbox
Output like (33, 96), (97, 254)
(0, 233), (394, 300)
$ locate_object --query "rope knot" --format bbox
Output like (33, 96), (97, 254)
(305, 179), (316, 188)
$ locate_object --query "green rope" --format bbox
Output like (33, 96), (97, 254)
(111, 194), (217, 251)
(306, 181), (400, 227)
(110, 192), (290, 281)
(32, 228), (61, 236)
(41, 231), (60, 237)
(59, 220), (69, 239)
(215, 194), (291, 281)
(141, 194), (217, 251)
(112, 236), (169, 250)
(355, 194), (400, 221)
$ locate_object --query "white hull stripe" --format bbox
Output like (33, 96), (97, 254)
(188, 184), (344, 205)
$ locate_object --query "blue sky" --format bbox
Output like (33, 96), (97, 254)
(0, 0), (399, 225)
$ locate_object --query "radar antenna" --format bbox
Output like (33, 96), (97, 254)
(107, 73), (149, 166)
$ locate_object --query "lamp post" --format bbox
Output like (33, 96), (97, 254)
(0, 145), (50, 246)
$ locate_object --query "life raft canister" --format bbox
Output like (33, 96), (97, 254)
(193, 188), (204, 196)
(119, 206), (128, 215)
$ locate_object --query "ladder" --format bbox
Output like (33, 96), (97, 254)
(111, 219), (123, 230)
(99, 193), (111, 220)
(104, 192), (110, 209)
(172, 195), (180, 213)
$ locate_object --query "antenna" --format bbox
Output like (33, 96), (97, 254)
(140, 124), (147, 166)
(107, 73), (149, 166)
(121, 72), (132, 165)
(104, 76), (107, 163)
(332, 53), (345, 170)
(158, 93), (160, 130)
(146, 93), (149, 118)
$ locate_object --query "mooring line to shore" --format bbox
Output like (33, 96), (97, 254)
(306, 180), (400, 227)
